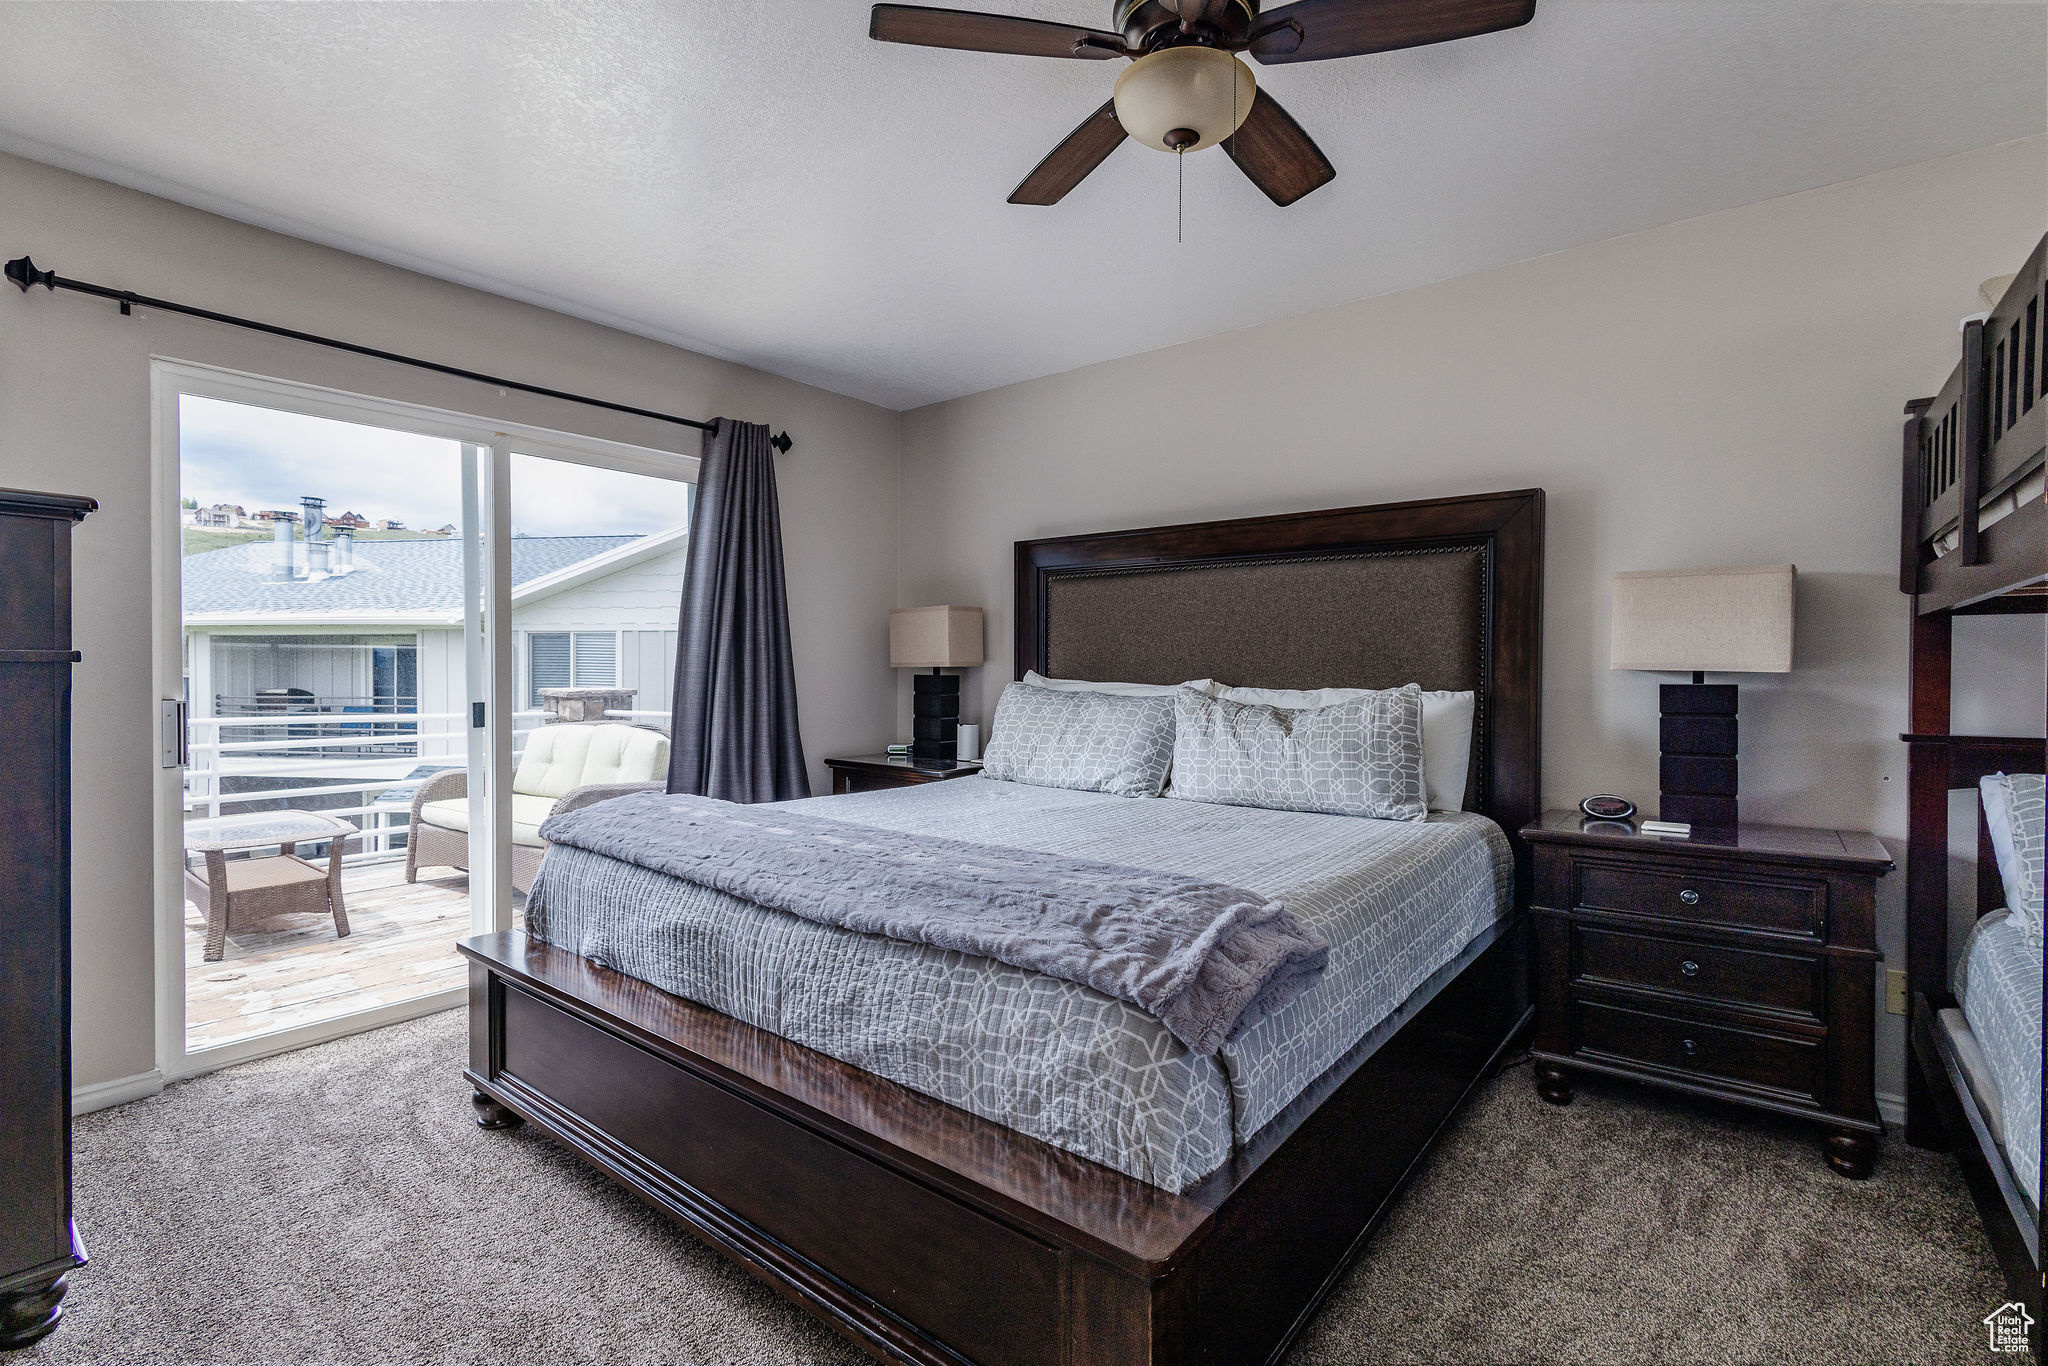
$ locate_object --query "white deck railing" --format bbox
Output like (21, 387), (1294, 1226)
(183, 709), (549, 864)
(183, 706), (670, 865)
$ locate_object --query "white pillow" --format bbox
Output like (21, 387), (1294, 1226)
(1981, 772), (2044, 932)
(1023, 670), (1217, 698)
(1209, 684), (1475, 812)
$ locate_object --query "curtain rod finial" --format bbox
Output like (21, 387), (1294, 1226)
(771, 430), (793, 454)
(5, 256), (55, 293)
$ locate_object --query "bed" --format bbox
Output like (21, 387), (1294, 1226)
(1938, 903), (2041, 1209)
(459, 488), (1544, 1366)
(1900, 231), (2046, 1360)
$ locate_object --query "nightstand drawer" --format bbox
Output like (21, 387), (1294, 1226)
(1574, 925), (1822, 1021)
(1575, 999), (1820, 1102)
(1573, 861), (1824, 938)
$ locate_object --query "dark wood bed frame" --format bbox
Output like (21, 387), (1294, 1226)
(1899, 233), (2045, 1358)
(460, 488), (1545, 1366)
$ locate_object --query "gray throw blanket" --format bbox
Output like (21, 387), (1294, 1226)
(536, 791), (1329, 1055)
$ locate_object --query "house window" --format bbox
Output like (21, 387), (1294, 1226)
(370, 645), (418, 713)
(529, 631), (618, 706)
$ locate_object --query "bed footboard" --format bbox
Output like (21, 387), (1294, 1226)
(460, 927), (1529, 1366)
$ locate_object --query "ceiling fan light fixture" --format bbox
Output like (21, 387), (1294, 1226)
(1111, 46), (1255, 154)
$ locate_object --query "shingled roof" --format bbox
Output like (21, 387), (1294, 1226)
(182, 536), (639, 617)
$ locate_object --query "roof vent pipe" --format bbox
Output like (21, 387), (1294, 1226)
(333, 529), (354, 572)
(270, 518), (296, 580)
(301, 496), (329, 576)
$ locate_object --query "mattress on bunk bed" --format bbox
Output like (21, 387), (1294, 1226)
(525, 776), (1515, 1192)
(1930, 465), (2046, 558)
(1943, 910), (2043, 1208)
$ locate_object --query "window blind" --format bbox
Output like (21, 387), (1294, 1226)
(530, 631), (617, 707)
(573, 632), (617, 687)
(529, 633), (571, 706)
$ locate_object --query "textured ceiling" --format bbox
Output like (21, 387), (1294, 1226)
(0, 1), (2041, 409)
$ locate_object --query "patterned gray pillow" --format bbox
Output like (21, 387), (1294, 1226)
(1993, 772), (2043, 931)
(980, 682), (1176, 797)
(1170, 685), (1428, 821)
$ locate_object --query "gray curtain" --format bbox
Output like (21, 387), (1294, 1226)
(666, 419), (810, 802)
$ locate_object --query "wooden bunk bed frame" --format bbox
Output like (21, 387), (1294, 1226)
(1900, 232), (2047, 1357)
(459, 489), (1544, 1366)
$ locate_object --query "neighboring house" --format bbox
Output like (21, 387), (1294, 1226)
(180, 527), (689, 735)
(376, 518), (406, 530)
(329, 510), (370, 530)
(251, 508), (299, 523)
(192, 502), (245, 528)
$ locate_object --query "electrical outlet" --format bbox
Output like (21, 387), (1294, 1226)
(1886, 969), (1908, 1016)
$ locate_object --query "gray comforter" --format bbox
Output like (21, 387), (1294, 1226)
(536, 791), (1329, 1054)
(527, 777), (1512, 1191)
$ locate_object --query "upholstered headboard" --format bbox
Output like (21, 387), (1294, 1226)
(1014, 490), (1544, 840)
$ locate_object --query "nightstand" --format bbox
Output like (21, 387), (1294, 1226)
(1523, 812), (1894, 1177)
(825, 754), (984, 795)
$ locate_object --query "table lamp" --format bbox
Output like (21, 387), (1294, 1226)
(890, 606), (984, 761)
(1611, 565), (1795, 830)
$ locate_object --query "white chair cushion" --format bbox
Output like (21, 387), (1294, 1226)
(514, 723), (670, 800)
(417, 794), (557, 848)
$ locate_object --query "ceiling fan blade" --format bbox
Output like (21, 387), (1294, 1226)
(1222, 89), (1334, 206)
(870, 5), (1124, 58)
(1249, 0), (1534, 64)
(1009, 101), (1127, 205)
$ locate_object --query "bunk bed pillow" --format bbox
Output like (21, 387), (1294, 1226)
(1208, 684), (1475, 812)
(1981, 772), (2045, 933)
(981, 681), (1176, 797)
(1170, 685), (1428, 821)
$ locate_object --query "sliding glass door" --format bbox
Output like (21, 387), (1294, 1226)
(153, 362), (695, 1077)
(503, 449), (693, 924)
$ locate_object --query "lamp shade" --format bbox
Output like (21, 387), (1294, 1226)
(1610, 565), (1795, 674)
(890, 606), (984, 669)
(1112, 47), (1256, 153)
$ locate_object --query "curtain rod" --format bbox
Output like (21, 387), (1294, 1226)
(4, 254), (792, 454)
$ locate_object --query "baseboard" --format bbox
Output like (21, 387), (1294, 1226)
(72, 1068), (165, 1115)
(1877, 1091), (1905, 1128)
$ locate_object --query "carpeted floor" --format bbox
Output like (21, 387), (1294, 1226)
(26, 1008), (2008, 1365)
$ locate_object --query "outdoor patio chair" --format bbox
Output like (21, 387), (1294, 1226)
(404, 721), (669, 895)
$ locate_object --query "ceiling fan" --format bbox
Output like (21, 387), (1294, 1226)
(870, 0), (1536, 208)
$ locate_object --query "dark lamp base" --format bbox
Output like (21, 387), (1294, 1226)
(1659, 681), (1738, 829)
(912, 669), (961, 762)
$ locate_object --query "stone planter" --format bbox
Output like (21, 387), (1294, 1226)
(536, 687), (637, 725)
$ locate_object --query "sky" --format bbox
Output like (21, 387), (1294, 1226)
(179, 395), (691, 538)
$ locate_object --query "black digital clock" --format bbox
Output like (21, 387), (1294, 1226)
(1579, 794), (1637, 821)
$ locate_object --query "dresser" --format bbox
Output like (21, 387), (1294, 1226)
(1523, 812), (1893, 1177)
(0, 489), (94, 1349)
(825, 753), (984, 794)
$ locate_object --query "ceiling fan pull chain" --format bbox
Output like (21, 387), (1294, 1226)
(1176, 146), (1183, 244)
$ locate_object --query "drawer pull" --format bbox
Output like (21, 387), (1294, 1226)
(1679, 959), (1700, 978)
(1680, 1037), (1699, 1058)
(1678, 888), (1701, 905)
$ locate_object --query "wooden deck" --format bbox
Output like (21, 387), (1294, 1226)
(184, 858), (480, 1051)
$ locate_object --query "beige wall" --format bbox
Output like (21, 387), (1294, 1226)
(0, 151), (902, 1093)
(8, 134), (2043, 1106)
(900, 136), (2048, 1105)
